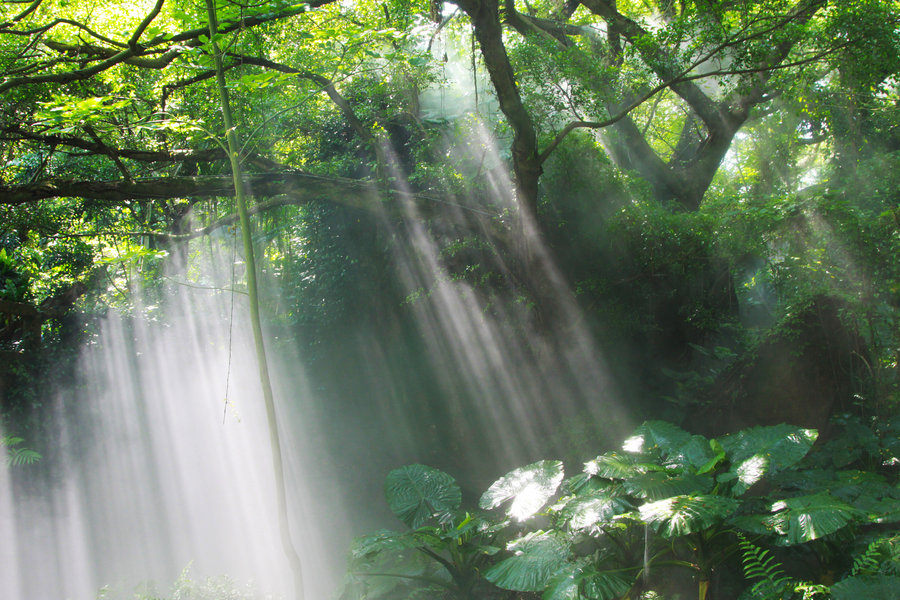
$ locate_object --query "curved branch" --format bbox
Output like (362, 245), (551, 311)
(0, 2), (324, 93)
(4, 18), (126, 47)
(224, 53), (371, 141)
(128, 0), (165, 49)
(0, 0), (43, 30)
(536, 39), (849, 165)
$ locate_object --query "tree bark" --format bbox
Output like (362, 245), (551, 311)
(455, 0), (542, 216)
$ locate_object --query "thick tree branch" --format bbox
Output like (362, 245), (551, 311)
(1, 125), (230, 163)
(0, 172), (493, 220)
(578, 0), (825, 132)
(579, 0), (724, 130)
(0, 172), (376, 204)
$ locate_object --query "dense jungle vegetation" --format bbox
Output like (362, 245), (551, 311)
(1, 0), (899, 598)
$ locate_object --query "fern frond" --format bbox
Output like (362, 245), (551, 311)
(851, 535), (900, 577)
(7, 447), (42, 466)
(738, 534), (792, 598)
(853, 538), (887, 576)
(2, 436), (41, 467)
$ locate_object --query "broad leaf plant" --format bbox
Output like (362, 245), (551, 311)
(343, 420), (900, 600)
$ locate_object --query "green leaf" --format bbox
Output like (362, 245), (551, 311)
(625, 471), (714, 501)
(560, 491), (633, 529)
(831, 575), (900, 600)
(639, 495), (741, 537)
(629, 420), (692, 455)
(743, 492), (861, 545)
(698, 439), (727, 474)
(585, 452), (639, 480)
(7, 447), (41, 466)
(581, 568), (634, 600)
(668, 434), (719, 471)
(2, 435), (41, 466)
(719, 425), (818, 495)
(484, 531), (569, 592)
(349, 529), (422, 559)
(738, 534), (792, 597)
(543, 563), (581, 600)
(480, 460), (564, 521)
(384, 464), (461, 529)
(543, 562), (631, 600)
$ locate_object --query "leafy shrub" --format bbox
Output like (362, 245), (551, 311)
(343, 420), (900, 600)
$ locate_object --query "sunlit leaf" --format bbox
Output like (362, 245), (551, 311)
(632, 420), (692, 455)
(585, 452), (639, 480)
(639, 495), (740, 537)
(738, 492), (861, 545)
(480, 460), (564, 521)
(719, 425), (818, 495)
(560, 491), (633, 529)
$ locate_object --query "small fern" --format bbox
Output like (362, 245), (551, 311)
(852, 538), (887, 576)
(851, 535), (900, 577)
(739, 534), (792, 599)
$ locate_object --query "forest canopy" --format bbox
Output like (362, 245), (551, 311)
(1, 0), (897, 404)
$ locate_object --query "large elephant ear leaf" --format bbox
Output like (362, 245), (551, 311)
(831, 575), (900, 600)
(349, 529), (423, 559)
(585, 452), (639, 480)
(625, 421), (692, 456)
(625, 471), (714, 501)
(560, 491), (633, 530)
(480, 460), (564, 521)
(765, 493), (861, 545)
(484, 531), (569, 591)
(639, 495), (741, 538)
(734, 493), (861, 545)
(581, 569), (635, 600)
(543, 562), (634, 600)
(625, 422), (716, 471)
(543, 563), (581, 600)
(719, 425), (818, 495)
(385, 464), (461, 529)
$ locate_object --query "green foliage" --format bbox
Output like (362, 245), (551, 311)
(1, 435), (41, 467)
(346, 420), (900, 600)
(737, 534), (829, 600)
(479, 459), (564, 521)
(95, 564), (269, 600)
(640, 495), (741, 538)
(385, 464), (462, 529)
(824, 535), (900, 599)
(719, 425), (819, 496)
(739, 534), (793, 599)
(483, 531), (569, 591)
(749, 493), (860, 546)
